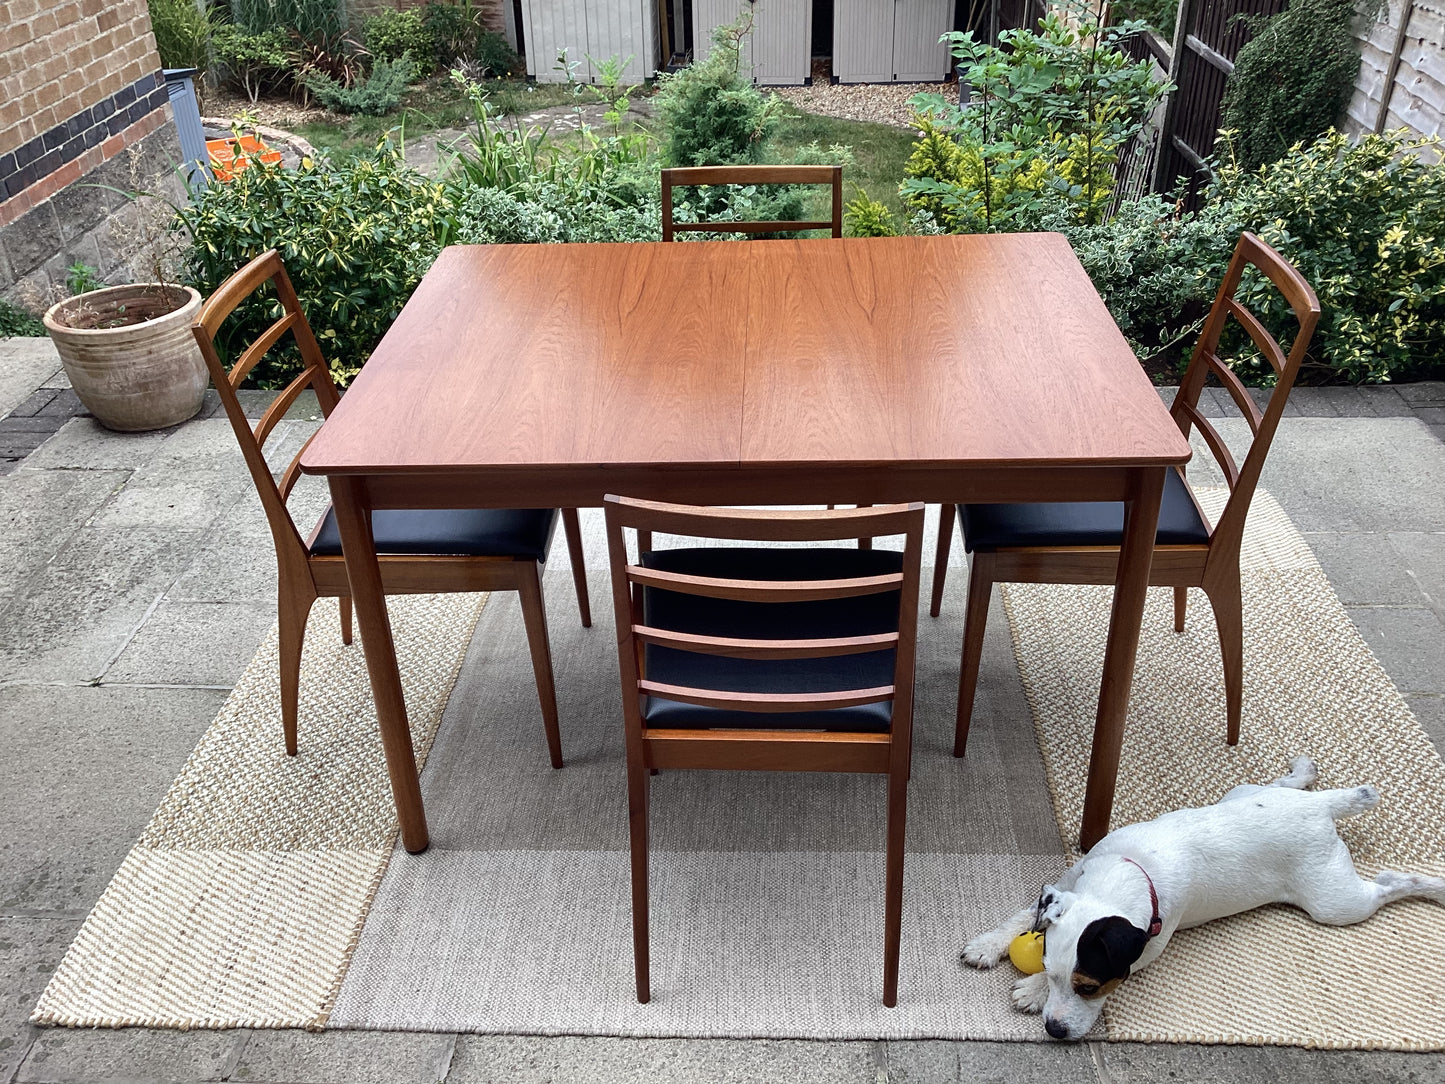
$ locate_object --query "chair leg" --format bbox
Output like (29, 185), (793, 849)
(1173, 586), (1187, 634)
(560, 508), (592, 628)
(955, 553), (993, 758)
(628, 759), (651, 1003)
(1204, 571), (1244, 746)
(339, 594), (354, 645)
(278, 587), (318, 757)
(931, 503), (956, 618)
(517, 563), (564, 769)
(882, 767), (908, 1008)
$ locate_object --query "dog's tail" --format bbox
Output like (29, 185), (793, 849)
(1319, 785), (1381, 821)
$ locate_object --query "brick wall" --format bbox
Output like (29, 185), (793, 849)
(0, 0), (184, 305)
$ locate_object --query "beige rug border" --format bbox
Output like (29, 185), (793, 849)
(31, 593), (489, 1031)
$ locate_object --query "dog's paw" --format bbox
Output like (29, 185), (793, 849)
(961, 929), (1012, 969)
(1011, 972), (1049, 1014)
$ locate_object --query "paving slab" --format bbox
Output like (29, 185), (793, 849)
(885, 1038), (1093, 1081)
(0, 684), (225, 913)
(0, 467), (128, 598)
(1407, 696), (1445, 751)
(0, 918), (82, 1084)
(230, 1029), (456, 1083)
(1301, 533), (1432, 608)
(0, 524), (208, 684)
(446, 1036), (882, 1084)
(1098, 1040), (1445, 1083)
(1343, 606), (1445, 697)
(86, 420), (254, 532)
(0, 338), (63, 420)
(15, 1026), (244, 1084)
(104, 598), (278, 686)
(23, 417), (173, 471)
(1385, 532), (1445, 620)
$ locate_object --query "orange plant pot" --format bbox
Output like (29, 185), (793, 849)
(207, 135), (283, 182)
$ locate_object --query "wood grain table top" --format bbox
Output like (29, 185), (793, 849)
(300, 234), (1191, 477)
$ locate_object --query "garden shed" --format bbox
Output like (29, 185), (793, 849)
(517, 0), (955, 84)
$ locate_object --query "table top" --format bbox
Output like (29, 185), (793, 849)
(300, 233), (1191, 478)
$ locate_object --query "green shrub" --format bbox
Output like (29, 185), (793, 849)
(473, 30), (517, 76)
(423, 0), (476, 62)
(1207, 129), (1445, 383)
(230, 0), (341, 38)
(178, 141), (454, 387)
(147, 0), (217, 75)
(843, 189), (897, 237)
(1219, 0), (1366, 172)
(0, 298), (46, 337)
(306, 55), (415, 115)
(363, 8), (435, 67)
(212, 24), (292, 103)
(904, 10), (1167, 230)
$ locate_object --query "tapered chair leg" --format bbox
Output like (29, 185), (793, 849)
(882, 767), (908, 1007)
(1204, 571), (1244, 745)
(931, 504), (957, 618)
(628, 760), (651, 1003)
(1173, 586), (1187, 634)
(278, 588), (318, 757)
(560, 508), (592, 628)
(339, 594), (354, 645)
(955, 553), (993, 758)
(517, 562), (564, 768)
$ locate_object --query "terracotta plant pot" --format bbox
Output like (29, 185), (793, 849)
(44, 284), (208, 432)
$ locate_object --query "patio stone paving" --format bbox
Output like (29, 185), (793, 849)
(1, 335), (1442, 1082)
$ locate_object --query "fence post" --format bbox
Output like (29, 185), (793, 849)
(1374, 0), (1418, 133)
(1148, 0), (1199, 193)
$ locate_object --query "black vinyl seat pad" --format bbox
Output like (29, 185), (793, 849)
(640, 547), (902, 733)
(961, 469), (1209, 553)
(310, 507), (557, 560)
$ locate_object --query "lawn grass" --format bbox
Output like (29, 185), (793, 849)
(294, 76), (576, 160)
(772, 106), (917, 225)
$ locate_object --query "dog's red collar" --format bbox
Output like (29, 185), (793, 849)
(1122, 857), (1163, 938)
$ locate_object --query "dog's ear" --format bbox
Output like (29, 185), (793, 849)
(1036, 886), (1076, 928)
(1072, 916), (1148, 991)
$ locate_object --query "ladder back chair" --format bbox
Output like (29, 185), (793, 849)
(603, 496), (925, 1007)
(660, 164), (843, 242)
(932, 232), (1320, 753)
(192, 249), (591, 767)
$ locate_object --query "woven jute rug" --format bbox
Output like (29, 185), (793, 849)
(31, 593), (489, 1030)
(31, 493), (1445, 1047)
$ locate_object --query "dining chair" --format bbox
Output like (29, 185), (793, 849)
(192, 249), (592, 767)
(660, 164), (843, 242)
(931, 232), (1320, 753)
(603, 495), (925, 1007)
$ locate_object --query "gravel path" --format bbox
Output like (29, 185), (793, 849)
(774, 79), (957, 129)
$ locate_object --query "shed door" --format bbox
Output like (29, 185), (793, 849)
(693, 0), (812, 86)
(833, 0), (950, 83)
(521, 0), (659, 83)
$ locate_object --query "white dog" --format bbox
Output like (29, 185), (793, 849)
(962, 757), (1445, 1040)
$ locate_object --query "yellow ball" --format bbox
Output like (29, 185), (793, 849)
(1008, 931), (1046, 975)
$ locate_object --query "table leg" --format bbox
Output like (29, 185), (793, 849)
(1079, 467), (1166, 852)
(327, 475), (430, 854)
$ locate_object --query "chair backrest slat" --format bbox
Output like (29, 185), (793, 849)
(626, 565), (904, 602)
(1171, 232), (1321, 566)
(637, 680), (896, 713)
(633, 625), (900, 660)
(228, 310), (299, 388)
(661, 165), (844, 242)
(609, 496), (920, 541)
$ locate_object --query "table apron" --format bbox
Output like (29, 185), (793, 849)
(337, 465), (1177, 510)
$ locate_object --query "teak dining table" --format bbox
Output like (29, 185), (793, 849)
(300, 232), (1193, 856)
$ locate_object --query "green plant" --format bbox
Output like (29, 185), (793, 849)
(473, 30), (517, 76)
(1207, 128), (1445, 383)
(213, 24), (292, 103)
(364, 8), (435, 67)
(307, 55), (415, 115)
(65, 262), (107, 296)
(1218, 0), (1369, 172)
(843, 188), (896, 237)
(0, 298), (46, 336)
(292, 26), (368, 91)
(903, 0), (1167, 230)
(147, 0), (217, 75)
(178, 140), (454, 386)
(1112, 0), (1178, 35)
(230, 0), (341, 39)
